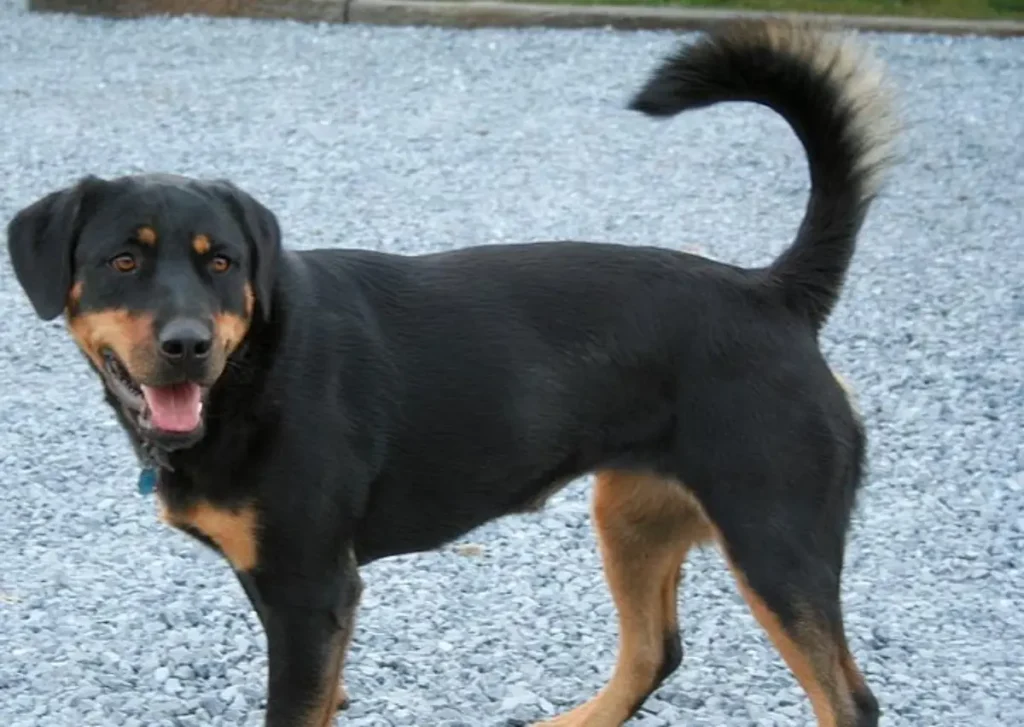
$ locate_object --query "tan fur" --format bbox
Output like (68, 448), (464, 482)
(136, 226), (157, 246)
(838, 638), (871, 704)
(67, 280), (84, 309)
(533, 462), (869, 727)
(334, 636), (353, 711)
(534, 471), (712, 727)
(304, 551), (361, 726)
(67, 309), (157, 376)
(299, 627), (349, 727)
(832, 370), (862, 420)
(723, 559), (857, 727)
(214, 312), (249, 355)
(192, 234), (211, 255)
(243, 282), (255, 319)
(69, 306), (243, 387)
(162, 500), (260, 572)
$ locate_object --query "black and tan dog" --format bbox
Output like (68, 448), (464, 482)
(7, 19), (897, 727)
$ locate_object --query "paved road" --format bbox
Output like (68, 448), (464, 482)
(0, 2), (1021, 725)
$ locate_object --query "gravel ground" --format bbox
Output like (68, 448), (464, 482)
(0, 2), (1021, 726)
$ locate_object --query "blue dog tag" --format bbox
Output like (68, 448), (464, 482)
(138, 467), (158, 495)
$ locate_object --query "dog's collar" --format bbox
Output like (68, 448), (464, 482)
(138, 467), (158, 495)
(136, 439), (175, 496)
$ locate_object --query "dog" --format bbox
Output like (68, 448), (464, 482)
(6, 19), (897, 727)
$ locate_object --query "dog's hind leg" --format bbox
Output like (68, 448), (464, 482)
(533, 470), (712, 727)
(718, 534), (878, 727)
(333, 607), (358, 711)
(707, 461), (879, 727)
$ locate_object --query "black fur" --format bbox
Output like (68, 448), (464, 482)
(7, 20), (892, 727)
(206, 179), (282, 320)
(7, 175), (104, 320)
(631, 20), (894, 331)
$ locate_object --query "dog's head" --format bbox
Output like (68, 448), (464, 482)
(7, 173), (281, 448)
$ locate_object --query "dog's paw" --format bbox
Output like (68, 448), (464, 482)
(335, 684), (350, 711)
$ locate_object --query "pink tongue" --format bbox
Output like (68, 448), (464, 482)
(141, 383), (203, 432)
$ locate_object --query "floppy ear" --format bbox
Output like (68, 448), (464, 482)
(6, 176), (104, 321)
(208, 180), (281, 320)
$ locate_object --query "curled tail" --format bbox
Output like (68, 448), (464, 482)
(630, 20), (898, 330)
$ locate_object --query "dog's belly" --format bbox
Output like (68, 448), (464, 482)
(352, 474), (578, 565)
(351, 440), (665, 566)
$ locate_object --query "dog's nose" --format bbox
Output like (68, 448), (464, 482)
(158, 318), (213, 362)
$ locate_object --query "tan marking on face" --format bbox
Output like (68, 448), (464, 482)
(243, 282), (255, 319)
(136, 226), (157, 246)
(66, 309), (157, 376)
(192, 234), (211, 256)
(67, 281), (84, 309)
(214, 312), (250, 355)
(164, 500), (260, 572)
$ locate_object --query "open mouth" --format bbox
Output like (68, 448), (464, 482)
(102, 349), (206, 437)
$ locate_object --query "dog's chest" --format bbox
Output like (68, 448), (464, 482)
(155, 490), (260, 573)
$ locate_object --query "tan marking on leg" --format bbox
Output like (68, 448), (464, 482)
(837, 629), (875, 718)
(306, 574), (360, 727)
(334, 552), (361, 716)
(334, 677), (350, 713)
(303, 628), (348, 727)
(723, 560), (856, 727)
(534, 470), (712, 727)
(334, 604), (359, 712)
(164, 501), (260, 572)
(839, 639), (869, 698)
(192, 234), (211, 255)
(831, 370), (862, 419)
(136, 226), (157, 246)
(156, 496), (170, 524)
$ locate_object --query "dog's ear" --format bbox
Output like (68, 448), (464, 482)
(6, 176), (105, 321)
(208, 180), (281, 320)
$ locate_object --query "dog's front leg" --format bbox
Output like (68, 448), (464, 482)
(249, 557), (362, 727)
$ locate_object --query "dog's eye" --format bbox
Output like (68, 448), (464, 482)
(210, 255), (232, 274)
(109, 254), (137, 273)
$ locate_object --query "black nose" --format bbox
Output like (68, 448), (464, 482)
(158, 318), (213, 362)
